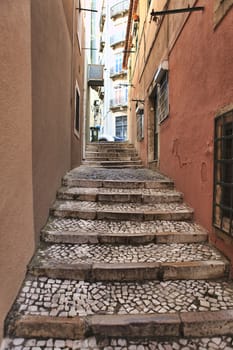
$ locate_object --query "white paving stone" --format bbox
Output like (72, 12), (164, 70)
(3, 336), (233, 350)
(14, 277), (233, 317)
(34, 242), (223, 265)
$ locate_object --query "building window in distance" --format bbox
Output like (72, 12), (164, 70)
(116, 115), (127, 140)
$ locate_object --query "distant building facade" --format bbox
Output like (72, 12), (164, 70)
(124, 0), (233, 267)
(99, 0), (130, 140)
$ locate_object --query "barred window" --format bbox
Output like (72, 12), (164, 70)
(158, 72), (169, 124)
(213, 109), (233, 236)
(74, 83), (80, 138)
(136, 106), (144, 141)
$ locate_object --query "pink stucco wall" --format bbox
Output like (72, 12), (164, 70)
(0, 0), (34, 342)
(160, 1), (233, 262)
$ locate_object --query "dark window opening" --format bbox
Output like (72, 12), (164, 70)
(75, 88), (80, 134)
(158, 71), (169, 123)
(136, 106), (144, 141)
(213, 109), (233, 236)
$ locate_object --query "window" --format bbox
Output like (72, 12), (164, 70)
(136, 106), (144, 141)
(213, 109), (233, 236)
(114, 86), (128, 105)
(74, 83), (80, 137)
(116, 116), (127, 140)
(158, 71), (169, 123)
(115, 53), (123, 74)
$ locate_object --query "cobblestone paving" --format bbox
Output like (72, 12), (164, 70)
(52, 201), (191, 212)
(36, 243), (223, 264)
(64, 166), (169, 181)
(3, 336), (233, 350)
(44, 218), (203, 234)
(16, 278), (233, 316)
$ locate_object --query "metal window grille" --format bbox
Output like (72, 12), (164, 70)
(158, 72), (169, 123)
(75, 89), (80, 133)
(213, 109), (233, 236)
(136, 108), (144, 141)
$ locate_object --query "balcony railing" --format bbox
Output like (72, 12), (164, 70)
(110, 97), (128, 109)
(110, 67), (127, 78)
(110, 0), (130, 18)
(110, 31), (126, 47)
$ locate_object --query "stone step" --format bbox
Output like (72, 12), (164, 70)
(50, 201), (194, 221)
(86, 142), (134, 150)
(84, 156), (140, 161)
(6, 277), (233, 339)
(42, 218), (208, 245)
(3, 335), (233, 350)
(81, 160), (143, 168)
(85, 150), (138, 156)
(29, 242), (228, 281)
(57, 187), (183, 204)
(62, 166), (174, 189)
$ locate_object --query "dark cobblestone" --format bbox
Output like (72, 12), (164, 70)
(64, 166), (170, 181)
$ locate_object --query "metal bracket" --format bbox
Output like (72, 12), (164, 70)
(132, 99), (145, 104)
(150, 6), (204, 21)
(82, 48), (98, 50)
(76, 8), (98, 13)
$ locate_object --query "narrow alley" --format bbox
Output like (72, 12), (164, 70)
(1, 0), (233, 349)
(2, 142), (233, 350)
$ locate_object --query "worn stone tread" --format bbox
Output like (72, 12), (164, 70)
(62, 166), (174, 189)
(57, 187), (183, 203)
(41, 218), (207, 244)
(11, 277), (233, 319)
(31, 242), (224, 265)
(7, 310), (233, 339)
(50, 200), (193, 221)
(29, 242), (228, 281)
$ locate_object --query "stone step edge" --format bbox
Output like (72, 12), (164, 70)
(28, 260), (229, 282)
(62, 178), (174, 189)
(84, 157), (140, 161)
(50, 206), (194, 222)
(80, 165), (144, 170)
(82, 160), (142, 164)
(8, 310), (233, 339)
(41, 229), (208, 245)
(57, 188), (183, 203)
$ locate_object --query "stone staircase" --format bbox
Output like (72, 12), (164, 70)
(2, 145), (233, 350)
(82, 142), (143, 168)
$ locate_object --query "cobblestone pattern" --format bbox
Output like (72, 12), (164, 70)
(44, 218), (203, 235)
(4, 336), (233, 350)
(16, 278), (233, 317)
(52, 201), (191, 213)
(64, 166), (169, 181)
(36, 243), (223, 264)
